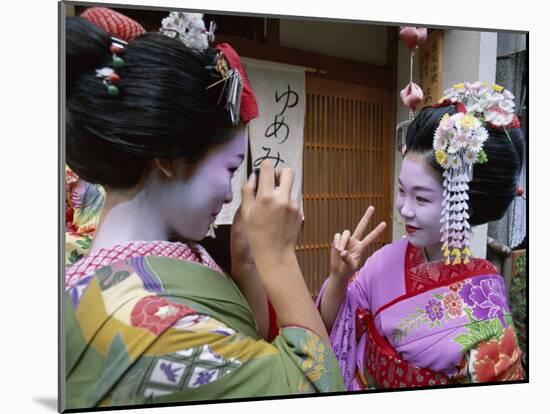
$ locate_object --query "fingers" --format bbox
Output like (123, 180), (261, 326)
(339, 229), (351, 251)
(333, 232), (349, 268)
(361, 221), (387, 247)
(257, 160), (274, 198)
(233, 205), (246, 228)
(241, 172), (257, 216)
(333, 233), (341, 251)
(276, 167), (295, 202)
(340, 250), (356, 270)
(233, 206), (242, 220)
(251, 162), (295, 203)
(353, 206), (375, 240)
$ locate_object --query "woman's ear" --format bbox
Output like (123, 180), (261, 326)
(154, 158), (176, 178)
(154, 158), (194, 180)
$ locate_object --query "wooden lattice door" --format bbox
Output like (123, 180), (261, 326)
(297, 76), (395, 297)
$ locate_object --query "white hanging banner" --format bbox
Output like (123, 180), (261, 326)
(243, 58), (306, 215)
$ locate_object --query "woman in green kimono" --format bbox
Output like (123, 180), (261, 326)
(64, 10), (344, 410)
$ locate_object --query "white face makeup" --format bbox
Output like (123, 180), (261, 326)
(396, 153), (445, 250)
(154, 126), (247, 241)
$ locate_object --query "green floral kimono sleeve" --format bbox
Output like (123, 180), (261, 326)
(272, 327), (346, 393)
(65, 256), (344, 409)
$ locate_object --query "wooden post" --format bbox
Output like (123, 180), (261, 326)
(419, 30), (444, 106)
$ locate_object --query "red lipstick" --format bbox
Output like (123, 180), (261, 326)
(405, 225), (420, 234)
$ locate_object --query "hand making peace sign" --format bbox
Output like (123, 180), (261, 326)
(330, 206), (387, 281)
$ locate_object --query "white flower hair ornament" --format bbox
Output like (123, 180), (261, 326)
(159, 11), (256, 128)
(160, 12), (216, 52)
(433, 82), (520, 265)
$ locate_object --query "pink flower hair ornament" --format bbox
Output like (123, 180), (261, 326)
(432, 82), (520, 265)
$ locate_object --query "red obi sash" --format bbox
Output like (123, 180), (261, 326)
(355, 307), (451, 389)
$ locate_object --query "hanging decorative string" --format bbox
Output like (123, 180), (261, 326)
(396, 27), (427, 154)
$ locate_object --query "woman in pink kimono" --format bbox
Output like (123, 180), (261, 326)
(318, 83), (525, 390)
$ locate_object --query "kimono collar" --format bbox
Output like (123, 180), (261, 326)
(405, 242), (497, 295)
(65, 240), (223, 290)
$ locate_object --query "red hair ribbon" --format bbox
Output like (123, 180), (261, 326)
(432, 98), (467, 114)
(215, 43), (259, 124)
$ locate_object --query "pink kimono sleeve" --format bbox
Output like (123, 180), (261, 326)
(315, 257), (376, 390)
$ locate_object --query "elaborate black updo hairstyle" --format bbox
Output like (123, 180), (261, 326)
(404, 104), (524, 225)
(66, 16), (238, 188)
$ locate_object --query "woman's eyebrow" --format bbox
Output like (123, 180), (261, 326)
(413, 185), (437, 193)
(398, 178), (437, 193)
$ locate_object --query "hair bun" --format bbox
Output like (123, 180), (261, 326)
(66, 17), (111, 85)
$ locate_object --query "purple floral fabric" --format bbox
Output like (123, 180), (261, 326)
(425, 299), (444, 321)
(317, 238), (518, 390)
(459, 276), (510, 326)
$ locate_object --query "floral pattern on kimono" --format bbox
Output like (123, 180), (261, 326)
(65, 242), (345, 409)
(65, 166), (105, 265)
(317, 237), (524, 390)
